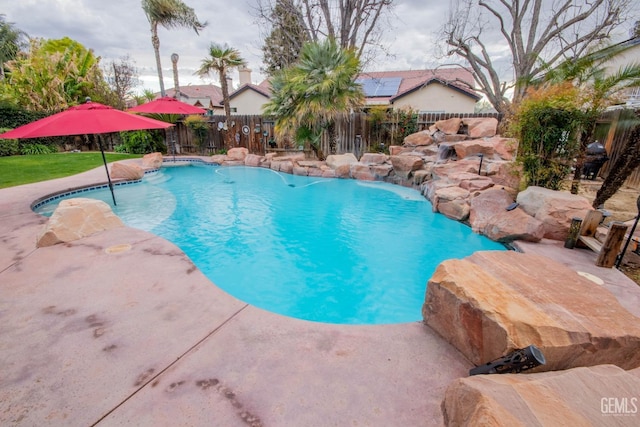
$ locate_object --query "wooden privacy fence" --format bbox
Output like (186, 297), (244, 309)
(174, 115), (275, 156)
(596, 108), (640, 189)
(174, 112), (502, 158)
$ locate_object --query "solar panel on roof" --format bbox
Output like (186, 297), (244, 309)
(356, 77), (402, 97)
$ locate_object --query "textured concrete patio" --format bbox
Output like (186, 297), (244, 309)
(1, 160), (638, 426)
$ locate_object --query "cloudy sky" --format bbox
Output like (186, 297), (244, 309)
(3, 0), (639, 95)
(4, 0), (455, 94)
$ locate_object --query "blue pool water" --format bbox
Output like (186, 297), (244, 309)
(35, 163), (505, 324)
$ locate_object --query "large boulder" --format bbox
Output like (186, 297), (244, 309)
(271, 159), (294, 174)
(462, 117), (498, 138)
(211, 154), (227, 164)
(485, 161), (522, 189)
(469, 188), (545, 242)
(413, 170), (431, 186)
(37, 198), (124, 247)
(359, 153), (388, 165)
(292, 166), (308, 176)
(333, 163), (352, 178)
(350, 163), (376, 181)
(423, 180), (458, 203)
(390, 155), (423, 179)
(371, 164), (394, 179)
(517, 187), (593, 240)
(442, 365), (640, 427)
(307, 166), (325, 177)
(433, 186), (470, 221)
(433, 117), (463, 135)
(447, 172), (494, 192)
(452, 139), (496, 159)
(432, 159), (480, 180)
(227, 147), (248, 161)
(389, 146), (404, 156)
(142, 152), (163, 168)
(110, 162), (144, 180)
(491, 136), (518, 160)
(403, 130), (434, 146)
(244, 153), (264, 167)
(326, 153), (357, 169)
(423, 251), (640, 371)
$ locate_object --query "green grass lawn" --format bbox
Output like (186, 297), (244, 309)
(0, 152), (142, 189)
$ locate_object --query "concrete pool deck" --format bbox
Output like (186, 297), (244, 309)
(1, 161), (638, 426)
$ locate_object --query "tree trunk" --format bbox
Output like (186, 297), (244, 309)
(310, 142), (325, 161)
(592, 124), (640, 208)
(151, 24), (165, 97)
(327, 121), (337, 155)
(219, 69), (232, 149)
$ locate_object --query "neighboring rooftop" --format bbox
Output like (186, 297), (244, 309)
(356, 68), (481, 106)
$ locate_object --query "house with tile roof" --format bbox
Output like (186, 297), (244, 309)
(356, 67), (480, 113)
(164, 85), (225, 113)
(226, 68), (272, 115)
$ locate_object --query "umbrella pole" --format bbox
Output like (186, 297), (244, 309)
(98, 138), (117, 206)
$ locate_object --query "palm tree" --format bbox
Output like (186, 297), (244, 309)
(264, 39), (363, 159)
(196, 43), (245, 148)
(538, 45), (640, 194)
(0, 14), (28, 80)
(141, 0), (206, 97)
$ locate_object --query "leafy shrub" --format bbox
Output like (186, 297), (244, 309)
(367, 142), (389, 154)
(513, 83), (584, 190)
(113, 144), (129, 153)
(184, 115), (210, 154)
(368, 106), (418, 147)
(0, 103), (48, 129)
(0, 128), (19, 156)
(117, 130), (166, 154)
(21, 144), (54, 155)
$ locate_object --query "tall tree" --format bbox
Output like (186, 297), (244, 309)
(141, 0), (206, 97)
(256, 0), (393, 66)
(263, 39), (364, 159)
(103, 55), (139, 109)
(1, 38), (111, 112)
(441, 0), (632, 115)
(0, 14), (28, 80)
(196, 43), (246, 148)
(261, 0), (309, 75)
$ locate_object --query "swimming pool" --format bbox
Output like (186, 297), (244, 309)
(35, 163), (506, 324)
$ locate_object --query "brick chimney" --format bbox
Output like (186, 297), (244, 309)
(239, 65), (252, 86)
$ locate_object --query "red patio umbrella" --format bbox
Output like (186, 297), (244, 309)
(127, 96), (207, 115)
(128, 97), (207, 159)
(0, 100), (173, 205)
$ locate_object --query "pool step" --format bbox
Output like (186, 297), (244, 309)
(144, 172), (171, 185)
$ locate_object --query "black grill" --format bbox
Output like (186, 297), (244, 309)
(583, 141), (608, 180)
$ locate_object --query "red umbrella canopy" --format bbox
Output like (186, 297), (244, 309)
(0, 101), (173, 139)
(128, 96), (207, 115)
